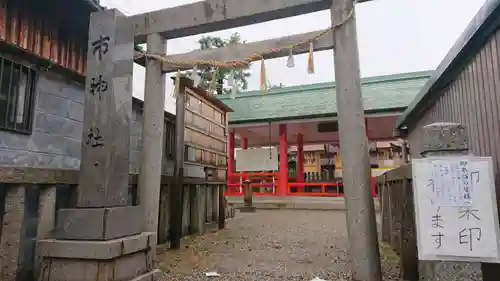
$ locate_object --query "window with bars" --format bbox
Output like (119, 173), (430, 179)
(0, 56), (37, 133)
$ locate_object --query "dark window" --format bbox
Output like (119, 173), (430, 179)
(0, 56), (37, 133)
(164, 121), (175, 159)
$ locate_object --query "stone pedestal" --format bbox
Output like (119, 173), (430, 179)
(241, 180), (256, 213)
(37, 233), (159, 281)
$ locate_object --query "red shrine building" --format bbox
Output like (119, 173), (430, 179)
(218, 71), (431, 197)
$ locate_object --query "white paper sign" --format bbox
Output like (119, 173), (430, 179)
(235, 147), (279, 171)
(412, 156), (500, 262)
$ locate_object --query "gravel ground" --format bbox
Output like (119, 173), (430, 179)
(156, 210), (400, 281)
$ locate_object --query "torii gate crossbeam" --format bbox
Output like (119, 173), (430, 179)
(128, 0), (372, 43)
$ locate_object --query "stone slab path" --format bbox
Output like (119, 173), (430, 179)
(157, 210), (399, 281)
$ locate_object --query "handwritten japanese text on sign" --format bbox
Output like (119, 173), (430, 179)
(412, 157), (500, 262)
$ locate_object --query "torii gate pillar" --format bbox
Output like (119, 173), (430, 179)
(331, 0), (382, 280)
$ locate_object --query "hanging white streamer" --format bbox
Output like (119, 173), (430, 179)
(190, 65), (202, 87)
(287, 49), (295, 68)
(229, 70), (236, 99)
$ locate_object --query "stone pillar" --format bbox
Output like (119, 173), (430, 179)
(0, 187), (25, 281)
(330, 0), (382, 280)
(189, 185), (204, 234)
(279, 124), (288, 196)
(240, 180), (256, 213)
(34, 186), (56, 278)
(37, 9), (158, 281)
(419, 122), (482, 281)
(139, 33), (167, 235)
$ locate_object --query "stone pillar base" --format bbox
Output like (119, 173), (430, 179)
(37, 232), (160, 281)
(240, 206), (256, 213)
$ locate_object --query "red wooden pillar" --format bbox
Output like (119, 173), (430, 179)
(240, 137), (248, 186)
(228, 130), (235, 185)
(279, 124), (288, 196)
(297, 134), (304, 183)
(241, 137), (248, 149)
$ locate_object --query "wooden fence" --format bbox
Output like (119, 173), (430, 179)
(0, 167), (234, 281)
(375, 164), (418, 281)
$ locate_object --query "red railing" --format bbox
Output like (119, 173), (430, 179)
(287, 181), (344, 197)
(225, 172), (377, 197)
(226, 172), (279, 196)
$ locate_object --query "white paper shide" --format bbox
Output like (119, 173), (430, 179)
(412, 157), (500, 262)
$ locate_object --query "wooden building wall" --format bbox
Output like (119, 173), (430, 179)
(0, 0), (90, 75)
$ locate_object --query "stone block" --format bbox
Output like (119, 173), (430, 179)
(112, 252), (148, 281)
(37, 91), (72, 119)
(34, 111), (83, 139)
(40, 252), (153, 281)
(54, 206), (142, 240)
(422, 122), (468, 153)
(38, 233), (155, 260)
(37, 232), (158, 281)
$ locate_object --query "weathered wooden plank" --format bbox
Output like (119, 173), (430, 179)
(384, 164), (412, 182)
(161, 30), (334, 72)
(78, 9), (134, 207)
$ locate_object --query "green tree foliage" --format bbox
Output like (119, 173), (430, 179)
(191, 33), (251, 95)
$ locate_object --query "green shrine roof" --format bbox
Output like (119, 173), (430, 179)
(217, 71), (433, 124)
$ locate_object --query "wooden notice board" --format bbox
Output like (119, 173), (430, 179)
(181, 78), (233, 180)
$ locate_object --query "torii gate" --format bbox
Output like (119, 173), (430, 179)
(39, 1), (380, 281)
(134, 1), (380, 280)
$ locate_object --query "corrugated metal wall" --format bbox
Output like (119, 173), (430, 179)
(408, 27), (500, 178)
(407, 24), (500, 277)
(0, 0), (87, 74)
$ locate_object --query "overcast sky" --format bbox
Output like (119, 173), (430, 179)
(101, 0), (487, 114)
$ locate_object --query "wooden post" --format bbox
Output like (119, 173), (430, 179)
(139, 33), (167, 234)
(297, 134), (304, 183)
(279, 124), (288, 196)
(330, 1), (382, 280)
(418, 122), (482, 281)
(170, 78), (186, 249)
(241, 137), (248, 149)
(218, 184), (226, 229)
(402, 139), (409, 164)
(228, 131), (235, 185)
(241, 180), (256, 213)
